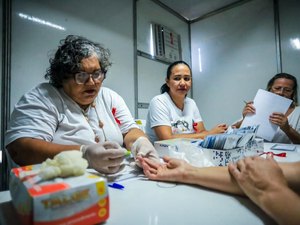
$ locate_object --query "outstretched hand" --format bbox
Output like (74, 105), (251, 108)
(137, 156), (191, 183)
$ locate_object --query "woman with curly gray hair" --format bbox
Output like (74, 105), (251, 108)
(5, 35), (159, 174)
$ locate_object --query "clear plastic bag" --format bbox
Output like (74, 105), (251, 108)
(168, 141), (214, 167)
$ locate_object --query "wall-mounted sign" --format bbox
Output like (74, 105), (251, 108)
(152, 23), (182, 63)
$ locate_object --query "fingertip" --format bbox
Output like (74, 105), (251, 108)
(143, 169), (151, 178)
(228, 162), (234, 171)
(228, 166), (239, 178)
(137, 156), (145, 165)
(266, 153), (274, 159)
(163, 156), (170, 162)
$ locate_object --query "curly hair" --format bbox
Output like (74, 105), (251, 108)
(45, 35), (112, 87)
(266, 73), (298, 105)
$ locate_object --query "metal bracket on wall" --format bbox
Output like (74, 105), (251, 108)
(137, 102), (149, 109)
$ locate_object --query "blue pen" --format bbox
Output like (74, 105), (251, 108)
(108, 182), (124, 190)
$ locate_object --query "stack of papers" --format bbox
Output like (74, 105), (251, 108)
(241, 89), (292, 141)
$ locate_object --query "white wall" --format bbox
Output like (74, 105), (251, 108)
(136, 0), (190, 119)
(279, 0), (300, 88)
(11, 0), (135, 114)
(191, 0), (277, 128)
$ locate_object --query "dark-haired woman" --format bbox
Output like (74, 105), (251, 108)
(5, 35), (159, 173)
(233, 73), (300, 144)
(145, 60), (227, 143)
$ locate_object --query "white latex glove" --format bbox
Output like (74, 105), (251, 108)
(131, 136), (160, 167)
(81, 141), (127, 174)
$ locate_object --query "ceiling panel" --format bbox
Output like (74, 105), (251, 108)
(157, 0), (240, 21)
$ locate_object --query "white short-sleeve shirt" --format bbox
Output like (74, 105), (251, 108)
(146, 92), (203, 143)
(272, 106), (300, 143)
(5, 83), (138, 147)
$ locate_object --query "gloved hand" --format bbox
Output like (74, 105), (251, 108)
(80, 141), (127, 174)
(131, 136), (160, 167)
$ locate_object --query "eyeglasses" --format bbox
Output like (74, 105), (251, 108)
(271, 86), (293, 94)
(74, 69), (105, 84)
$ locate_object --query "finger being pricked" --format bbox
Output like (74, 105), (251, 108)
(142, 162), (159, 176)
(139, 160), (162, 179)
(142, 157), (163, 170)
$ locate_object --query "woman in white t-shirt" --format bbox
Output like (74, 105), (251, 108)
(146, 61), (228, 143)
(233, 73), (300, 144)
(5, 35), (159, 174)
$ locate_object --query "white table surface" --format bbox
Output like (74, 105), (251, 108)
(1, 142), (299, 225)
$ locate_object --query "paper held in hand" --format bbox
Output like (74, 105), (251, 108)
(241, 89), (292, 141)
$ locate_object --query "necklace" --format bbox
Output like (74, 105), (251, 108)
(81, 102), (106, 143)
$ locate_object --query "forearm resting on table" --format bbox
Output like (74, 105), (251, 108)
(183, 163), (300, 197)
(232, 120), (243, 128)
(187, 162), (300, 195)
(258, 185), (300, 225)
(182, 166), (244, 195)
(170, 129), (223, 140)
(7, 137), (80, 166)
(155, 126), (213, 140)
(280, 162), (300, 191)
(282, 126), (300, 144)
(164, 132), (207, 140)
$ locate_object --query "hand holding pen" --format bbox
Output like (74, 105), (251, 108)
(242, 100), (256, 118)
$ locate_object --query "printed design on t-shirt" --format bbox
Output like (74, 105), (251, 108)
(112, 107), (121, 125)
(171, 119), (190, 134)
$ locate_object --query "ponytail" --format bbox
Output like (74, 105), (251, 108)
(160, 83), (169, 94)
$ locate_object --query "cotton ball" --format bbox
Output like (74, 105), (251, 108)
(38, 150), (88, 180)
(55, 151), (88, 177)
(39, 166), (61, 180)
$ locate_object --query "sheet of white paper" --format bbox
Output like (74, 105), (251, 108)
(241, 89), (292, 141)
